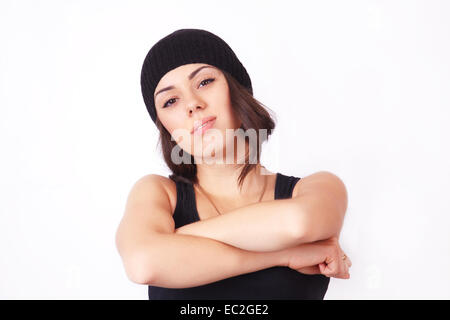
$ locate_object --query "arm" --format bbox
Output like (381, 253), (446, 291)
(143, 232), (288, 288)
(175, 171), (348, 251)
(175, 198), (303, 252)
(116, 174), (302, 288)
(289, 171), (348, 243)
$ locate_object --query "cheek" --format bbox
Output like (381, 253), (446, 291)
(159, 110), (184, 132)
(158, 116), (187, 147)
(209, 88), (238, 128)
(220, 105), (240, 130)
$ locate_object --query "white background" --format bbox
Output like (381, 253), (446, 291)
(1, 0), (449, 299)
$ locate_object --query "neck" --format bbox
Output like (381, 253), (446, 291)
(192, 135), (273, 199)
(195, 162), (268, 199)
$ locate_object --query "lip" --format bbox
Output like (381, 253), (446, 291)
(191, 116), (217, 134)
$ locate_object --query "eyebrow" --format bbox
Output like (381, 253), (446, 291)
(154, 65), (215, 99)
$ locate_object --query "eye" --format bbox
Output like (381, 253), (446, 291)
(162, 98), (177, 108)
(199, 78), (215, 88)
(162, 78), (215, 109)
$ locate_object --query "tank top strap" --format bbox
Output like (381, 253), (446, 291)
(171, 179), (198, 229)
(274, 172), (301, 200)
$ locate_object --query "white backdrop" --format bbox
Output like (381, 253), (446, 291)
(1, 0), (449, 299)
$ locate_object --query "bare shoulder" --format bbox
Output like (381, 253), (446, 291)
(292, 170), (347, 199)
(116, 174), (178, 281)
(131, 174), (177, 216)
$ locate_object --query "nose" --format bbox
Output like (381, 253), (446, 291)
(185, 92), (206, 117)
(188, 105), (204, 116)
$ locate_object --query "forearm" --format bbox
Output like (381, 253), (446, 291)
(175, 198), (304, 252)
(146, 232), (287, 288)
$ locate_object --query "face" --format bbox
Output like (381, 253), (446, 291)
(154, 63), (242, 162)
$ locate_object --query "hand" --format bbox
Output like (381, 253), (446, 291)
(317, 237), (352, 279)
(284, 236), (352, 279)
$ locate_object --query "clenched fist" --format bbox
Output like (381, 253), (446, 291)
(283, 236), (352, 279)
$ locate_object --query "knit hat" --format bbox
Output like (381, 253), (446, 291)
(140, 28), (253, 124)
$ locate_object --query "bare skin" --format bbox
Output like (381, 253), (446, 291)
(158, 173), (352, 279)
(115, 63), (351, 286)
(153, 62), (352, 278)
(154, 63), (269, 202)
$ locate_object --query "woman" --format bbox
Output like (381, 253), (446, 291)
(115, 28), (351, 300)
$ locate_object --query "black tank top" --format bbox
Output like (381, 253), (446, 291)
(148, 172), (330, 300)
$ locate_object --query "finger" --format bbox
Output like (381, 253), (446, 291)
(319, 263), (333, 277)
(342, 257), (351, 279)
(342, 263), (349, 276)
(333, 272), (350, 279)
(342, 252), (352, 267)
(342, 252), (352, 269)
(344, 256), (352, 268)
(339, 254), (347, 276)
(319, 263), (328, 275)
(321, 261), (341, 278)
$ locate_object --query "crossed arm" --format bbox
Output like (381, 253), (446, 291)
(117, 171), (348, 287)
(176, 171), (348, 253)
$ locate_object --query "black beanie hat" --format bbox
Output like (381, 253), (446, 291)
(140, 28), (253, 124)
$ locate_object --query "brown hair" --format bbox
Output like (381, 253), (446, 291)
(154, 69), (276, 191)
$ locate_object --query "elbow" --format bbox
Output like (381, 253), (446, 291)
(125, 251), (157, 285)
